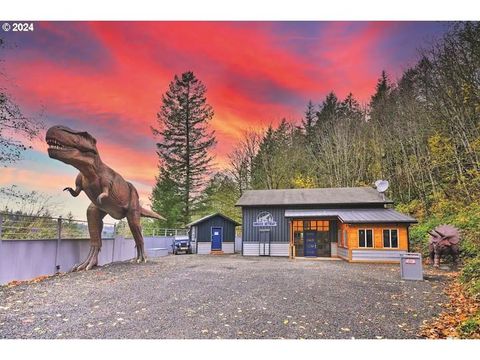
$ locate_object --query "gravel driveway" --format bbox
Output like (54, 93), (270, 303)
(0, 254), (448, 339)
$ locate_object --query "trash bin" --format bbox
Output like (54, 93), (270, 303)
(400, 253), (423, 280)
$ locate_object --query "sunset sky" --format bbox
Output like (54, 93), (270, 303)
(0, 21), (449, 220)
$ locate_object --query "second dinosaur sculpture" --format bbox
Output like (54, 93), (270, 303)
(46, 125), (165, 270)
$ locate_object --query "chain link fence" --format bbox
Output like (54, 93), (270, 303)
(0, 212), (187, 240)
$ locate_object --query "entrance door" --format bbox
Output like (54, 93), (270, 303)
(259, 230), (270, 256)
(304, 230), (317, 257)
(211, 227), (222, 250)
(317, 231), (331, 257)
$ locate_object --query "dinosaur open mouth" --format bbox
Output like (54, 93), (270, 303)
(46, 138), (71, 151)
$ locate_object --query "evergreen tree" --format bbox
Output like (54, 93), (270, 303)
(150, 168), (183, 228)
(151, 71), (216, 225)
(251, 119), (304, 189)
(301, 100), (316, 142)
(369, 70), (392, 125)
(339, 93), (362, 121)
(197, 173), (241, 222)
(316, 92), (339, 126)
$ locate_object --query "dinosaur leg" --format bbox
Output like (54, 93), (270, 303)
(72, 203), (106, 271)
(126, 210), (147, 263)
(451, 245), (459, 267)
(428, 244), (435, 265)
(434, 247), (441, 267)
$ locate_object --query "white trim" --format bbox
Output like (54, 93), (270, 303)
(358, 228), (374, 248)
(382, 228), (400, 249)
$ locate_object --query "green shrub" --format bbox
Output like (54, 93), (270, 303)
(460, 257), (480, 284)
(458, 316), (480, 338)
(460, 256), (480, 298)
(461, 236), (480, 259)
(405, 200), (480, 259)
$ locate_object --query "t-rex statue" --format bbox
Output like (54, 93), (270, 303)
(46, 125), (165, 271)
(428, 224), (461, 267)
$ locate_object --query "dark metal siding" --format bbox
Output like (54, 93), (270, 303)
(242, 207), (290, 243)
(242, 206), (340, 243)
(196, 215), (236, 243)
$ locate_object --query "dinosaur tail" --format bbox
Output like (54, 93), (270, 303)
(140, 207), (166, 221)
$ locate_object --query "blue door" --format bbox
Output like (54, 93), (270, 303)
(211, 227), (222, 250)
(304, 231), (317, 257)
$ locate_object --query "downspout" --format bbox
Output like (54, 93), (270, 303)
(407, 225), (411, 253)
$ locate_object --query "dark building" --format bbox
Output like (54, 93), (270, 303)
(187, 213), (240, 254)
(236, 187), (417, 262)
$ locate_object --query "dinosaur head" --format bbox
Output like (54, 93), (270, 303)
(46, 125), (99, 168)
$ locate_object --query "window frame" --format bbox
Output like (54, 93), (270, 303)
(358, 228), (374, 248)
(382, 228), (399, 248)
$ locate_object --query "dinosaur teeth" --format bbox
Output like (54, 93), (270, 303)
(47, 138), (66, 150)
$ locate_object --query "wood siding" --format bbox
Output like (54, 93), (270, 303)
(344, 223), (409, 251)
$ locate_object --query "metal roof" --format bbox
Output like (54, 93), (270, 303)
(284, 208), (417, 223)
(235, 187), (392, 206)
(186, 213), (241, 227)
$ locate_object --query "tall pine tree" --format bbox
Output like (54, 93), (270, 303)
(301, 100), (316, 142)
(151, 71), (216, 225)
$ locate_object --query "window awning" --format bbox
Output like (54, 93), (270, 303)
(284, 208), (417, 224)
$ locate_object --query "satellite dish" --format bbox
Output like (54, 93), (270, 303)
(375, 179), (389, 193)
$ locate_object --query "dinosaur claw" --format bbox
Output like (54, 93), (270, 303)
(73, 246), (99, 271)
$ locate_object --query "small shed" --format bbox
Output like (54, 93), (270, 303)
(187, 213), (241, 254)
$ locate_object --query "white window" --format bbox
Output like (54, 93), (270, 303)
(383, 229), (399, 248)
(358, 229), (373, 248)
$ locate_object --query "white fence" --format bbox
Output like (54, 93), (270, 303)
(0, 213), (186, 285)
(0, 235), (181, 285)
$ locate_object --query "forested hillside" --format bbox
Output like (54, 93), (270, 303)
(201, 23), (480, 313)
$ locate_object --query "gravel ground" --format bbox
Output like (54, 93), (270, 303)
(0, 254), (448, 339)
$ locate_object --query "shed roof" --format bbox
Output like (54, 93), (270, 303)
(284, 208), (417, 223)
(186, 212), (241, 227)
(236, 187), (392, 207)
